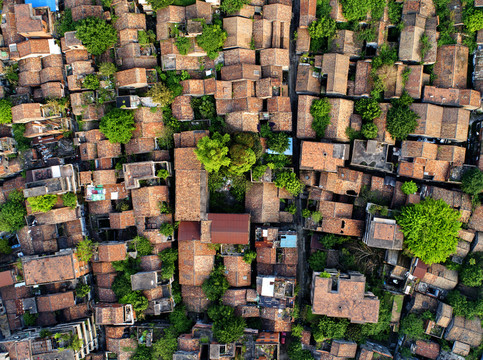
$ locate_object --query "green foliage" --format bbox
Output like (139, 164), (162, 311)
(138, 30), (156, 46)
(400, 313), (426, 339)
(175, 36), (191, 55)
(196, 24), (227, 59)
(292, 324), (304, 338)
(308, 251), (327, 271)
(288, 342), (315, 360)
(309, 17), (336, 40)
(311, 211), (322, 224)
(99, 108), (135, 144)
(99, 62), (117, 77)
(252, 164), (268, 181)
(27, 194), (57, 213)
(151, 327), (178, 360)
(82, 74), (100, 90)
(302, 208), (312, 218)
(169, 305), (193, 334)
(56, 9), (75, 37)
(396, 198), (461, 265)
(274, 171), (305, 196)
(158, 69), (188, 98)
(0, 238), (11, 255)
(62, 192), (77, 209)
(147, 82), (174, 108)
(147, 0), (173, 10)
(157, 169), (170, 180)
(194, 132), (231, 173)
(310, 98), (331, 138)
(220, 0), (249, 14)
(464, 3), (483, 33)
(76, 238), (96, 262)
(75, 283), (91, 298)
(371, 44), (398, 70)
(386, 93), (419, 140)
(401, 181), (418, 195)
(208, 305), (246, 343)
(158, 248), (178, 280)
(419, 33), (431, 61)
(462, 167), (483, 196)
(23, 311), (38, 326)
(202, 264), (230, 301)
(286, 203), (297, 214)
(159, 222), (174, 237)
(191, 95), (216, 120)
(265, 154), (290, 170)
(355, 98), (381, 122)
(131, 344), (151, 360)
(387, 0), (403, 25)
(0, 99), (12, 124)
(318, 233), (349, 249)
(361, 123), (378, 139)
(133, 236), (153, 256)
(243, 250), (257, 264)
(119, 291), (148, 313)
(266, 132), (290, 154)
(75, 17), (117, 56)
(460, 253), (483, 287)
(313, 316), (349, 342)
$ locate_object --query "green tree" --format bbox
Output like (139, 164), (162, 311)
(56, 9), (75, 37)
(132, 236), (153, 256)
(159, 222), (175, 237)
(75, 283), (91, 298)
(400, 313), (425, 339)
(196, 24), (227, 59)
(386, 94), (419, 140)
(208, 305), (245, 343)
(0, 191), (26, 233)
(313, 316), (349, 342)
(76, 237), (96, 262)
(308, 17), (336, 39)
(0, 238), (12, 255)
(308, 251), (327, 271)
(146, 82), (174, 108)
(131, 344), (151, 360)
(27, 194), (57, 213)
(151, 327), (178, 360)
(159, 248), (178, 280)
(175, 36), (191, 55)
(120, 291), (149, 313)
(461, 167), (483, 196)
(340, 0), (370, 20)
(23, 311), (38, 326)
(460, 253), (483, 288)
(288, 342), (315, 360)
(82, 74), (100, 90)
(99, 62), (117, 77)
(465, 7), (483, 33)
(292, 324), (304, 338)
(194, 132), (231, 173)
(62, 192), (77, 209)
(169, 305), (193, 334)
(318, 233), (349, 249)
(310, 98), (331, 138)
(0, 99), (12, 124)
(228, 144), (256, 175)
(361, 123), (378, 139)
(220, 0), (249, 13)
(355, 98), (382, 122)
(243, 250), (257, 264)
(75, 17), (117, 56)
(396, 198), (461, 265)
(266, 132), (290, 154)
(401, 181), (418, 195)
(202, 264), (229, 301)
(274, 170), (305, 196)
(99, 108), (135, 144)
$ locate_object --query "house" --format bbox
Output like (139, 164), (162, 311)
(353, 60), (372, 97)
(207, 213), (250, 244)
(331, 340), (358, 358)
(123, 161), (171, 190)
(330, 30), (362, 58)
(17, 38), (60, 59)
(311, 270), (380, 323)
(223, 256), (251, 287)
(420, 264), (458, 291)
(116, 68), (148, 89)
(11, 103), (44, 123)
(399, 14), (437, 64)
(299, 0), (316, 27)
(132, 186), (170, 218)
(436, 302), (453, 328)
(321, 53), (350, 95)
(422, 86), (481, 110)
(433, 45), (468, 89)
(444, 316), (482, 347)
(223, 16), (253, 49)
(363, 216), (404, 250)
(14, 4), (53, 38)
(296, 27), (311, 53)
(300, 141), (349, 173)
(350, 140), (393, 172)
(221, 64), (262, 82)
(23, 164), (78, 198)
(411, 340), (440, 360)
(410, 103), (443, 138)
(325, 98), (353, 142)
(96, 242), (127, 262)
(260, 48), (290, 70)
(36, 292), (75, 312)
(245, 182), (289, 223)
(296, 64), (321, 94)
(22, 250), (88, 286)
(297, 95), (318, 139)
(319, 168), (363, 196)
(95, 303), (135, 325)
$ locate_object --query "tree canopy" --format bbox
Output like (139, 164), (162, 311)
(308, 17), (336, 39)
(401, 181), (418, 195)
(396, 198), (461, 265)
(146, 0), (173, 10)
(196, 24), (227, 60)
(208, 305), (245, 344)
(310, 98), (331, 138)
(75, 17), (117, 56)
(274, 170), (305, 196)
(62, 192), (77, 209)
(313, 316), (349, 342)
(76, 237), (96, 262)
(27, 194), (57, 213)
(202, 265), (230, 301)
(354, 98), (382, 122)
(194, 132), (231, 173)
(386, 93), (419, 140)
(0, 99), (12, 124)
(99, 108), (135, 144)
(146, 82), (174, 108)
(221, 0), (249, 14)
(361, 123), (378, 139)
(400, 313), (426, 339)
(228, 144), (256, 175)
(460, 253), (483, 288)
(0, 191), (26, 233)
(461, 167), (483, 196)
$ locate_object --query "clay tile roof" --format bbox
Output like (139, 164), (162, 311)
(132, 186), (169, 217)
(95, 303), (128, 325)
(109, 211), (136, 229)
(434, 45), (469, 89)
(17, 39), (51, 58)
(11, 103), (42, 123)
(19, 71), (41, 87)
(173, 130), (209, 148)
(414, 341), (440, 360)
(19, 57), (42, 72)
(36, 291), (75, 312)
(223, 256), (251, 287)
(116, 68), (147, 88)
(222, 289), (247, 307)
(22, 252), (79, 285)
(42, 54), (63, 68)
(98, 242), (127, 262)
(93, 170), (117, 185)
(181, 285), (210, 312)
(300, 141), (349, 172)
(207, 213), (250, 244)
(115, 12), (146, 31)
(225, 112), (259, 133)
(331, 340), (358, 358)
(172, 96), (194, 121)
(40, 67), (64, 83)
(65, 49), (89, 64)
(97, 140), (122, 159)
(178, 240), (216, 286)
(245, 182), (280, 223)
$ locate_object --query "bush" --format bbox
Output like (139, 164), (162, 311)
(318, 233), (349, 249)
(202, 264), (229, 301)
(99, 108), (135, 144)
(0, 238), (12, 255)
(76, 237), (96, 262)
(208, 305), (246, 343)
(195, 132), (231, 173)
(0, 193), (28, 233)
(465, 7), (483, 33)
(62, 192), (77, 209)
(221, 0), (249, 14)
(401, 181), (418, 195)
(28, 194), (57, 213)
(361, 123), (378, 139)
(400, 313), (426, 339)
(274, 171), (304, 196)
(75, 283), (91, 298)
(99, 62), (117, 77)
(396, 198), (461, 264)
(461, 167), (483, 196)
(243, 250), (257, 264)
(159, 248), (178, 280)
(196, 24), (227, 59)
(169, 305), (193, 334)
(313, 316), (349, 342)
(355, 98), (381, 122)
(146, 0), (173, 10)
(82, 74), (100, 90)
(252, 164), (268, 181)
(151, 327), (178, 360)
(132, 236), (153, 256)
(310, 98), (331, 138)
(308, 251), (327, 271)
(75, 17), (117, 56)
(159, 222), (175, 237)
(308, 17), (336, 39)
(460, 253), (483, 287)
(157, 169), (170, 180)
(23, 311), (38, 327)
(146, 82), (174, 108)
(288, 342), (315, 360)
(119, 291), (149, 313)
(0, 99), (12, 124)
(158, 201), (171, 214)
(175, 36), (191, 55)
(386, 93), (419, 140)
(302, 208), (311, 218)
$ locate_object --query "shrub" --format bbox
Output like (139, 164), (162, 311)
(220, 0), (249, 14)
(169, 305), (193, 334)
(302, 208), (311, 218)
(274, 171), (305, 196)
(0, 191), (26, 233)
(313, 316), (349, 342)
(75, 283), (91, 298)
(82, 74), (100, 90)
(310, 98), (331, 138)
(99, 108), (135, 144)
(56, 9), (75, 37)
(146, 0), (173, 10)
(386, 94), (419, 140)
(175, 36), (191, 55)
(288, 342), (315, 360)
(119, 291), (149, 313)
(308, 17), (336, 39)
(318, 233), (349, 249)
(311, 211), (322, 224)
(62, 192), (77, 209)
(23, 311), (38, 326)
(465, 7), (483, 33)
(28, 195), (57, 213)
(196, 24), (227, 59)
(75, 17), (117, 56)
(0, 238), (12, 255)
(202, 265), (229, 301)
(355, 98), (381, 122)
(157, 169), (170, 180)
(195, 132), (231, 173)
(243, 250), (257, 264)
(208, 305), (245, 344)
(252, 164), (268, 181)
(396, 198), (461, 264)
(401, 181), (418, 195)
(159, 223), (175, 237)
(76, 238), (96, 262)
(308, 251), (327, 271)
(158, 201), (171, 214)
(400, 313), (426, 339)
(159, 248), (178, 280)
(0, 99), (12, 124)
(99, 62), (117, 77)
(460, 253), (483, 287)
(146, 82), (174, 108)
(138, 30), (156, 45)
(361, 123), (378, 139)
(132, 236), (153, 256)
(461, 167), (483, 196)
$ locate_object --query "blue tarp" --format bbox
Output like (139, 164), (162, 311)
(280, 234), (297, 248)
(26, 0), (57, 12)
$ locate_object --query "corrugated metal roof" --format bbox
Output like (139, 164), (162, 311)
(207, 213), (250, 244)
